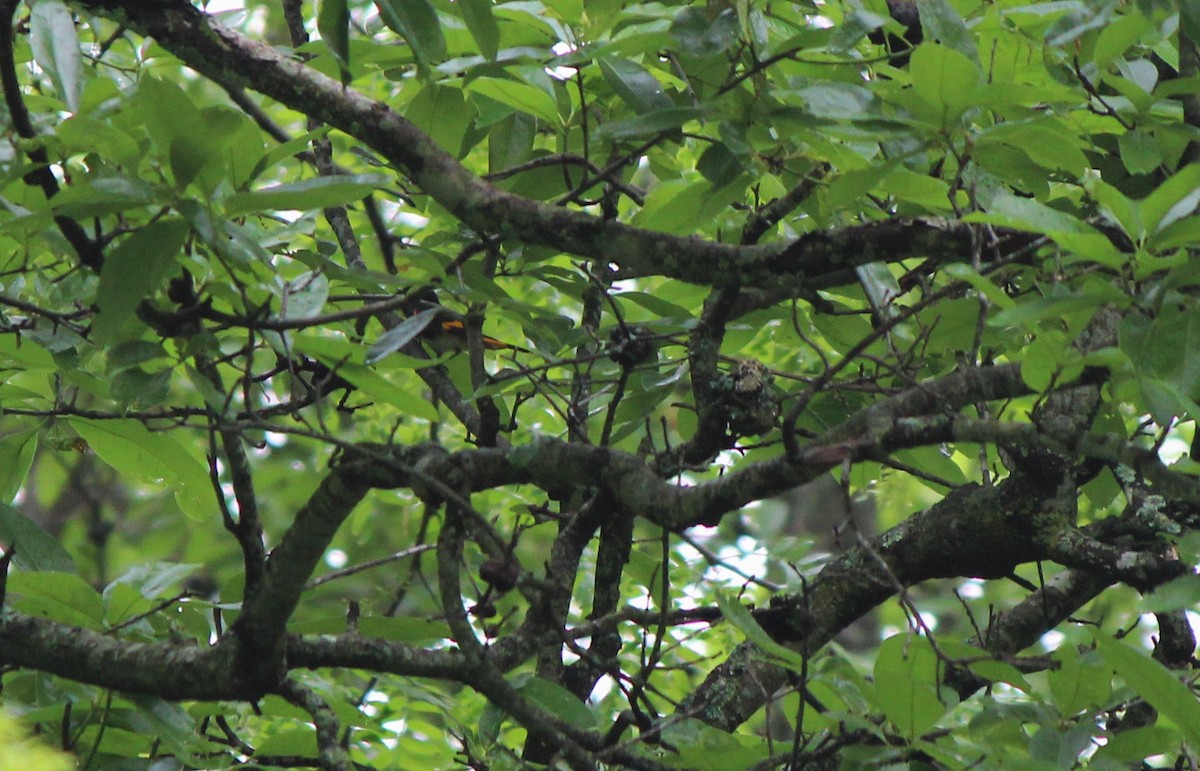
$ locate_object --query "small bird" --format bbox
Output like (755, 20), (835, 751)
(421, 316), (527, 354)
(366, 286), (530, 364)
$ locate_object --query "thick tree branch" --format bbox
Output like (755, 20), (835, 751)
(322, 365), (1172, 536)
(286, 632), (468, 678)
(73, 1), (1042, 290)
(231, 459), (371, 691)
(677, 470), (1066, 731)
(0, 613), (244, 699)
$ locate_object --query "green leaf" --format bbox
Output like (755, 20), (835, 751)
(0, 430), (37, 505)
(0, 332), (56, 371)
(109, 561), (204, 600)
(109, 367), (171, 407)
(1153, 215), (1200, 251)
(125, 696), (197, 759)
(0, 503), (77, 573)
(893, 447), (969, 487)
(715, 591), (808, 672)
(696, 142), (746, 186)
(1095, 629), (1200, 750)
(599, 56), (673, 113)
(56, 116), (141, 167)
(796, 82), (877, 121)
(966, 193), (1125, 267)
(1048, 646), (1111, 716)
(909, 44), (983, 124)
(0, 710), (75, 769)
(544, 0), (582, 24)
(69, 419), (212, 521)
(108, 340), (168, 372)
(466, 77), (560, 125)
(856, 261), (902, 319)
(253, 727), (317, 758)
(246, 126), (332, 185)
(1140, 164), (1200, 235)
(29, 0), (82, 112)
(479, 673), (599, 738)
(594, 106), (707, 140)
(488, 112), (535, 173)
(1095, 725), (1183, 764)
(406, 84), (473, 156)
(318, 0), (350, 79)
(873, 633), (947, 738)
(1184, 4), (1200, 49)
(1119, 129), (1162, 175)
(356, 616), (451, 642)
(1045, 0), (1116, 47)
(1020, 332), (1081, 391)
(459, 0), (499, 60)
(293, 333), (440, 421)
(224, 174), (388, 215)
(107, 581), (162, 626)
(942, 263), (1015, 309)
(915, 0), (978, 65)
(616, 291), (694, 319)
(279, 272), (330, 320)
(41, 177), (158, 219)
(510, 674), (598, 730)
(93, 219), (190, 343)
(1093, 11), (1150, 68)
(1085, 176), (1142, 241)
(169, 107), (253, 192)
(8, 571), (103, 628)
(1139, 574), (1200, 613)
(990, 292), (1120, 331)
(632, 177), (745, 235)
(376, 0), (447, 65)
(1119, 306), (1200, 405)
(937, 640), (1031, 692)
(669, 7), (738, 57)
(977, 122), (1089, 177)
(1137, 376), (1200, 425)
(822, 162), (897, 214)
(659, 719), (771, 770)
(365, 308), (441, 364)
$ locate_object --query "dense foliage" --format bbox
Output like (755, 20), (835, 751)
(3, 0), (1200, 768)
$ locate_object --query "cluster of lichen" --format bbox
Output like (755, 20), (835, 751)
(714, 359), (779, 437)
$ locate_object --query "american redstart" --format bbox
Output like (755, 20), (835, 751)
(422, 317), (527, 353)
(403, 288), (529, 355)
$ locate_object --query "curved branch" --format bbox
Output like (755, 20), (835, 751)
(231, 460), (371, 689)
(677, 469), (1065, 731)
(73, 1), (1038, 289)
(324, 365), (1140, 534)
(0, 612), (244, 699)
(279, 678), (352, 771)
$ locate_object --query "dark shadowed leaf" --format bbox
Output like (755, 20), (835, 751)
(670, 7), (738, 57)
(0, 504), (77, 573)
(376, 0), (447, 65)
(599, 56), (673, 113)
(318, 0), (350, 79)
(225, 175), (388, 215)
(93, 219), (190, 343)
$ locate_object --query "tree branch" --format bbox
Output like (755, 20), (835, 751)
(0, 613), (243, 699)
(73, 1), (1044, 290)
